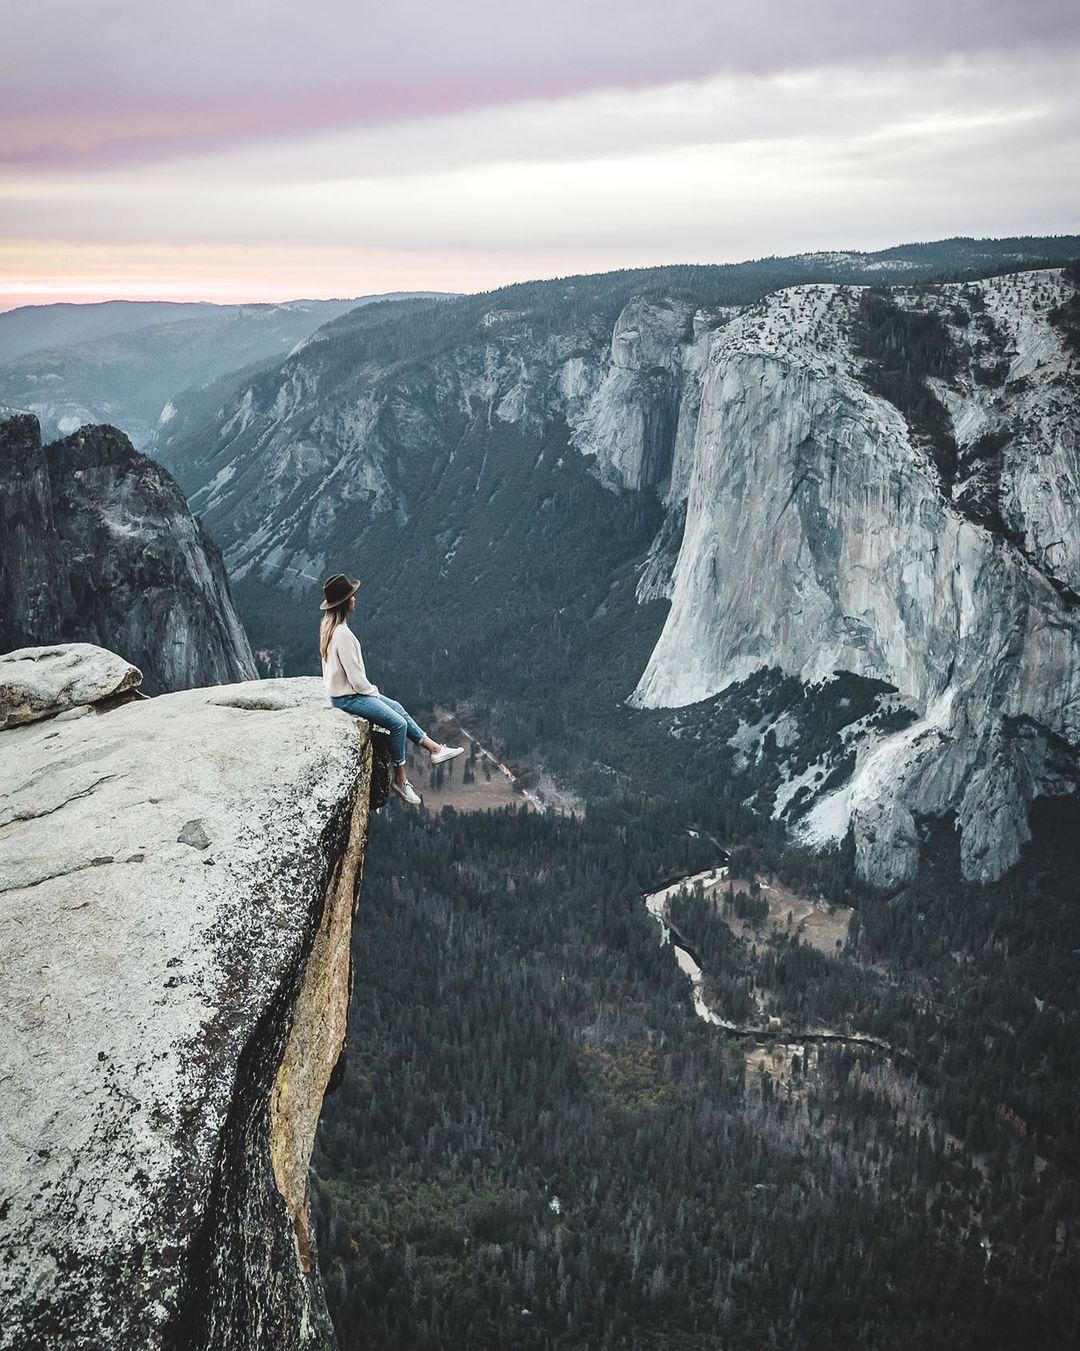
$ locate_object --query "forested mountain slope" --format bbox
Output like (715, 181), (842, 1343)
(0, 294), (446, 449)
(312, 790), (1080, 1351)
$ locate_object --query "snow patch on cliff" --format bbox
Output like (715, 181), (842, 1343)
(632, 271), (1080, 885)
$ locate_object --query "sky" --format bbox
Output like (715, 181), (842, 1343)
(1, 0), (1078, 309)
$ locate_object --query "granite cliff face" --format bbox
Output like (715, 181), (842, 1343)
(0, 645), (375, 1349)
(154, 244), (1071, 596)
(0, 414), (256, 693)
(633, 269), (1080, 886)
(155, 253), (1080, 889)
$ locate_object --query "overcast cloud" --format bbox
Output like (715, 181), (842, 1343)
(1, 1), (1077, 305)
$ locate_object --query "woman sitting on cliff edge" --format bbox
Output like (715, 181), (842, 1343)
(319, 572), (462, 805)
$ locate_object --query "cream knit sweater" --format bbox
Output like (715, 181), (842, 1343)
(322, 621), (380, 698)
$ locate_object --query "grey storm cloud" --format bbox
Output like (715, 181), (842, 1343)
(3, 0), (1080, 165)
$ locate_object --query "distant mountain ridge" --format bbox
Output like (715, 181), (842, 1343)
(0, 293), (452, 449)
(0, 294), (450, 363)
(151, 232), (1080, 597)
(0, 300), (244, 361)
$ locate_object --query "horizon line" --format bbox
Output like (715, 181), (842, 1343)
(2, 229), (1078, 314)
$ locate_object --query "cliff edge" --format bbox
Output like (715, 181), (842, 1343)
(0, 645), (373, 1349)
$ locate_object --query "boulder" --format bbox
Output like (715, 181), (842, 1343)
(0, 666), (373, 1349)
(0, 642), (143, 730)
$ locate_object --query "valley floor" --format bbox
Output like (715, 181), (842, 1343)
(313, 777), (1080, 1350)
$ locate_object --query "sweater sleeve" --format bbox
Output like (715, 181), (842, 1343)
(337, 627), (379, 696)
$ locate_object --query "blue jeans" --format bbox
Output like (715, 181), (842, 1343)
(330, 693), (426, 766)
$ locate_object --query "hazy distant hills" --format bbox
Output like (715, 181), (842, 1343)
(0, 300), (240, 362)
(0, 293), (450, 447)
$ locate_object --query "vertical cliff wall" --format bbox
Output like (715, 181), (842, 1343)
(633, 272), (1080, 885)
(0, 648), (373, 1349)
(0, 414), (257, 693)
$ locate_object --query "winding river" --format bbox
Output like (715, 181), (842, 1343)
(644, 867), (909, 1061)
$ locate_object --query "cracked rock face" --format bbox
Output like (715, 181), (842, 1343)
(0, 663), (372, 1350)
(0, 414), (257, 693)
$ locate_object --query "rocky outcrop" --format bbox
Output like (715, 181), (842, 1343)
(0, 411), (71, 647)
(569, 296), (696, 493)
(0, 415), (256, 693)
(0, 642), (143, 730)
(633, 271), (1080, 885)
(0, 653), (374, 1349)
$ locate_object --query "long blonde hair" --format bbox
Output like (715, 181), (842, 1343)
(319, 600), (352, 662)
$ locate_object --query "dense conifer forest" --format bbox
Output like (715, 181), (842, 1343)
(313, 784), (1080, 1349)
(294, 475), (1080, 1345)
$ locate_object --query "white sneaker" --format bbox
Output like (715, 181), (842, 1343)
(430, 744), (465, 765)
(392, 778), (423, 806)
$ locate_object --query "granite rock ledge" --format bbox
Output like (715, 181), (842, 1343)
(0, 654), (373, 1350)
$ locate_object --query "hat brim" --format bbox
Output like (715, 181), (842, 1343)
(319, 577), (362, 610)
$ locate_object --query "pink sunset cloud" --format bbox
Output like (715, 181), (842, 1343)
(1, 1), (1077, 305)
(3, 0), (1078, 167)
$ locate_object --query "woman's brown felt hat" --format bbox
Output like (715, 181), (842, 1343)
(320, 572), (362, 610)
